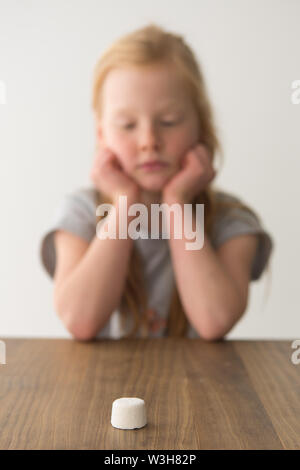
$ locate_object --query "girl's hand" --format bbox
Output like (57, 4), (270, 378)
(162, 143), (216, 204)
(90, 145), (141, 204)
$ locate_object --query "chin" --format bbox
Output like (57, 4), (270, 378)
(138, 178), (167, 192)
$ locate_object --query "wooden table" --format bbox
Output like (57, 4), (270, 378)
(0, 338), (299, 450)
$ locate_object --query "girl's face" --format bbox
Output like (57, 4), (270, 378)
(96, 62), (200, 192)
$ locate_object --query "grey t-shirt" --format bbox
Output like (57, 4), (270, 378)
(39, 186), (274, 339)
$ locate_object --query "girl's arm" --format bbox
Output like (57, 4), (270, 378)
(167, 203), (258, 341)
(53, 196), (135, 340)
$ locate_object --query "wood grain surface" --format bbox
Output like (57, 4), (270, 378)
(0, 338), (299, 450)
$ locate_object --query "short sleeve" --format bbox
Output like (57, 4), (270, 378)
(211, 206), (274, 281)
(39, 187), (97, 278)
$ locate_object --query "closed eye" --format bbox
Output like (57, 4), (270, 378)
(122, 121), (178, 130)
(161, 121), (177, 126)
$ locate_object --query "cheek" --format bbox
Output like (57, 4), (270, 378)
(168, 125), (199, 160)
(166, 132), (191, 163)
(105, 132), (135, 168)
(169, 125), (197, 150)
(106, 130), (127, 149)
(118, 153), (133, 172)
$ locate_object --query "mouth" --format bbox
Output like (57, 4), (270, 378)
(139, 161), (169, 171)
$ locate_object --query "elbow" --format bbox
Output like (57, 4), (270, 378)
(71, 333), (97, 342)
(194, 320), (227, 342)
(62, 311), (98, 341)
(199, 307), (245, 342)
(200, 329), (226, 342)
(66, 316), (98, 342)
(68, 323), (97, 342)
(54, 295), (98, 341)
(192, 294), (247, 342)
(199, 320), (226, 341)
(195, 310), (233, 342)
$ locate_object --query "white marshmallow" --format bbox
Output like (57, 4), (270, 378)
(111, 397), (147, 430)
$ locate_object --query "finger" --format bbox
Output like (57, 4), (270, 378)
(97, 149), (115, 167)
(211, 168), (217, 179)
(203, 166), (216, 185)
(104, 152), (124, 173)
(195, 149), (214, 175)
(180, 153), (189, 169)
(102, 148), (113, 160)
(195, 145), (209, 162)
(189, 151), (206, 174)
(106, 151), (121, 167)
(196, 143), (213, 162)
(97, 145), (113, 159)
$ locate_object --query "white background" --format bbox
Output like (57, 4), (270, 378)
(0, 0), (299, 339)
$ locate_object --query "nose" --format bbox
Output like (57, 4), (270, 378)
(139, 123), (161, 152)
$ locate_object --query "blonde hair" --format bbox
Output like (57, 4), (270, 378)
(91, 23), (272, 337)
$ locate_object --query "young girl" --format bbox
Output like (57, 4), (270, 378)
(40, 24), (273, 341)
